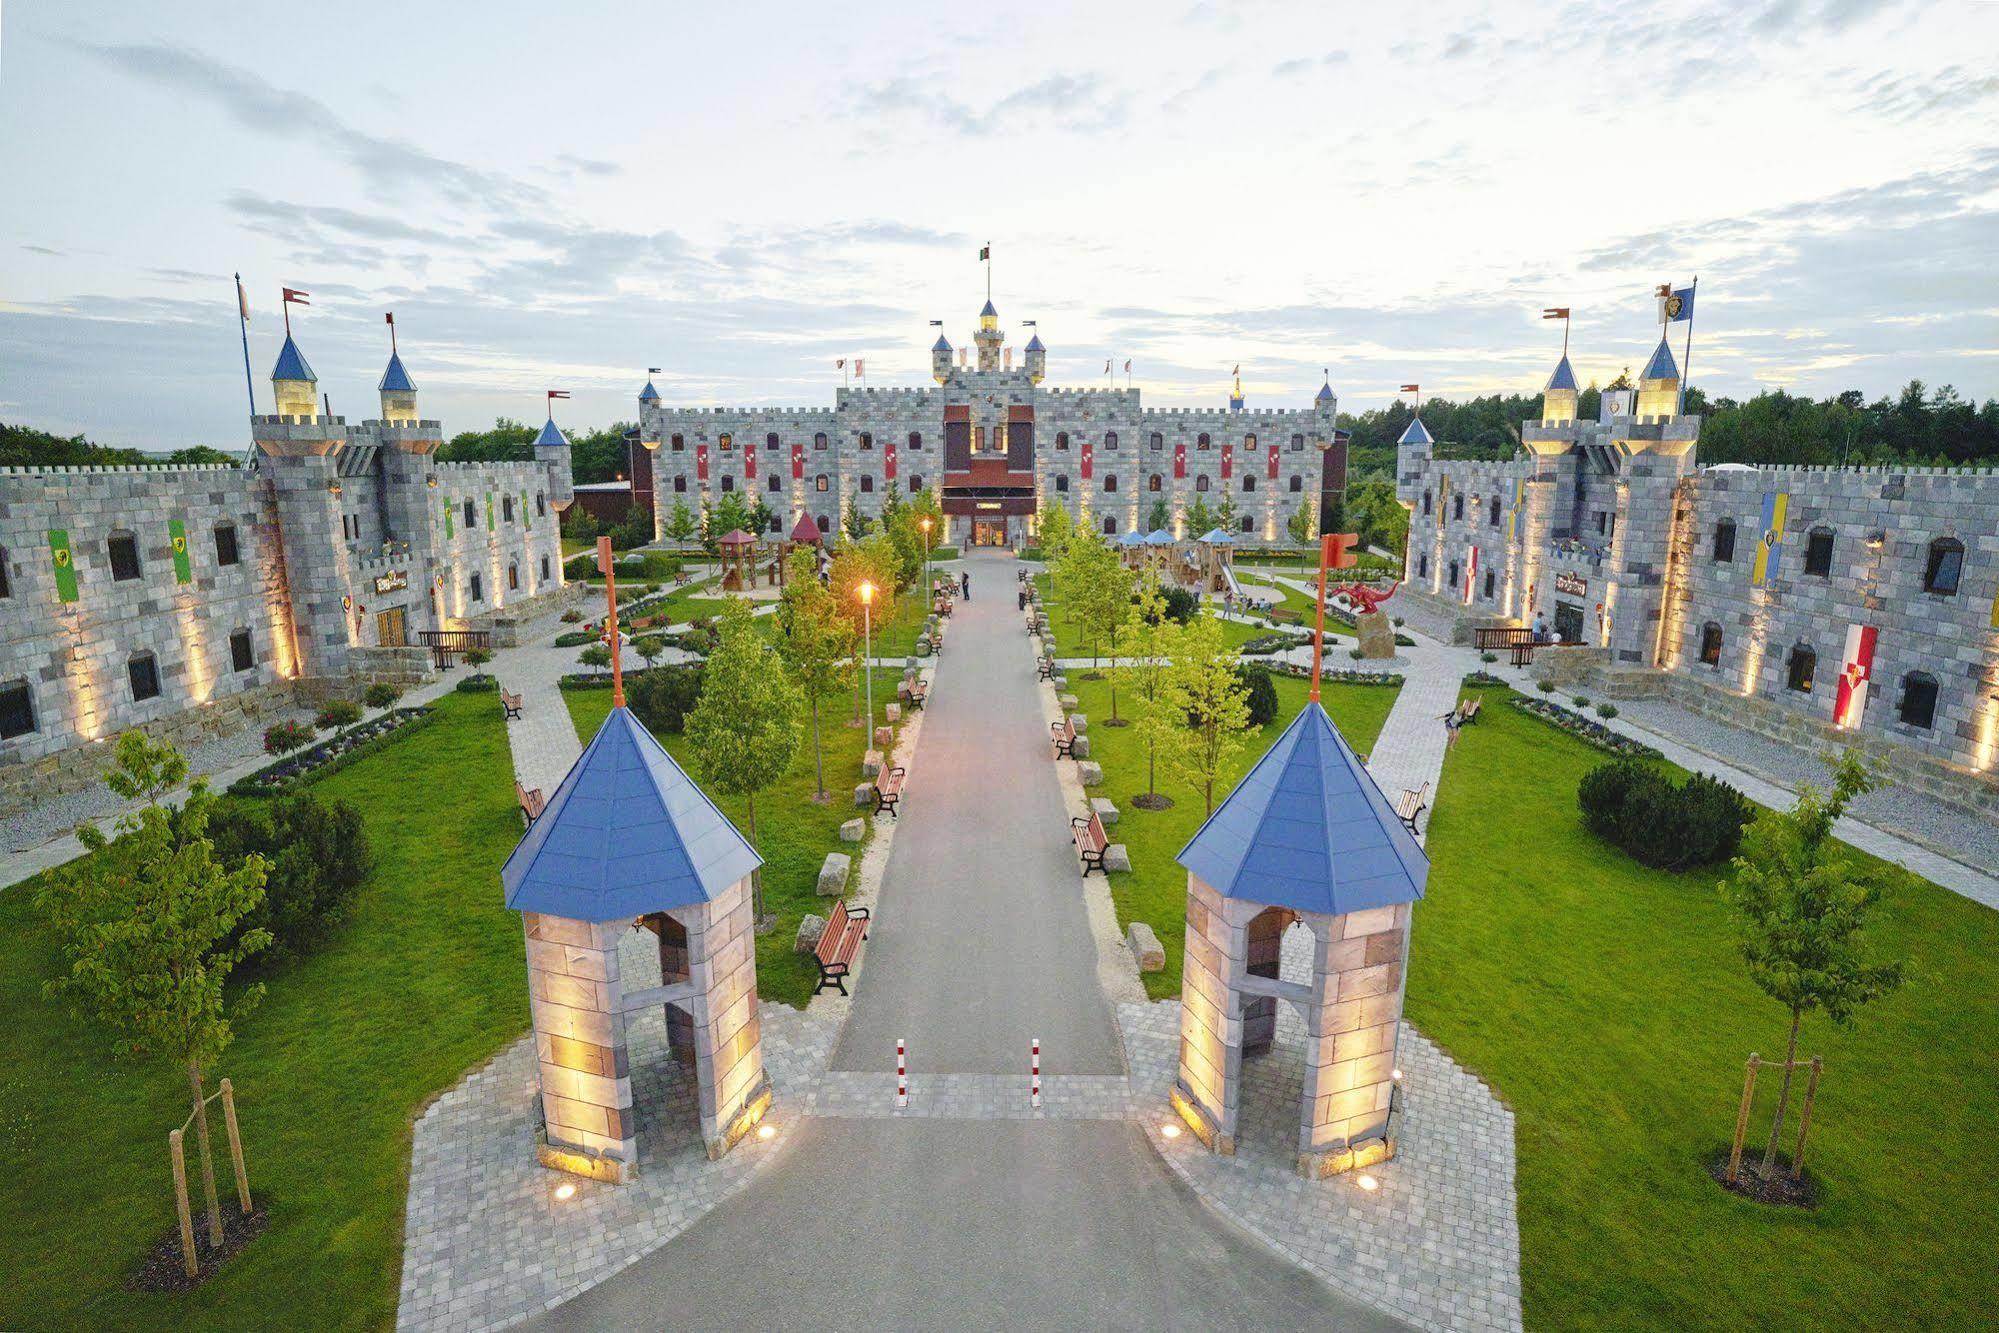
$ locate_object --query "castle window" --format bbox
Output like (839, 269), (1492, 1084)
(127, 650), (161, 703)
(816, 514), (831, 533)
(470, 573), (483, 603)
(909, 431), (923, 450)
(508, 561), (520, 592)
(814, 432), (828, 450)
(1290, 434), (1304, 451)
(1196, 475), (1210, 492)
(1055, 475), (1069, 493)
(229, 628), (253, 673)
(859, 432), (873, 451)
(1453, 494), (1465, 521)
(1057, 432), (1070, 451)
(1244, 434), (1256, 450)
(909, 475), (923, 493)
(1104, 475), (1118, 493)
(719, 433), (732, 451)
(1242, 475), (1256, 493)
(1699, 621), (1723, 666)
(1150, 433), (1163, 451)
(720, 475), (734, 492)
(861, 476), (874, 493)
(213, 523), (240, 567)
(1786, 643), (1816, 693)
(768, 474), (781, 492)
(1484, 569), (1496, 599)
(0, 548), (8, 598)
(0, 678), (34, 739)
(1448, 560), (1459, 588)
(671, 434), (685, 451)
(503, 496), (515, 523)
(1418, 554), (1429, 579)
(767, 432), (780, 450)
(1489, 496), (1502, 526)
(1899, 671), (1939, 728)
(1289, 475), (1302, 493)
(1422, 491), (1432, 516)
(1197, 433), (1211, 450)
(1149, 474), (1162, 492)
(1924, 537), (1964, 595)
(1103, 515), (1117, 535)
(674, 476), (687, 493)
(537, 493), (546, 517)
(108, 531), (141, 582)
(816, 475), (829, 493)
(1239, 515), (1254, 534)
(1804, 527), (1834, 577)
(463, 500), (476, 529)
(1712, 518), (1736, 562)
(540, 556), (550, 581)
(1105, 431), (1118, 450)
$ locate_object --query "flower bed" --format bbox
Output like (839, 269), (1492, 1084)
(1509, 696), (1659, 758)
(1462, 670), (1510, 687)
(1265, 661), (1404, 686)
(1240, 631), (1308, 656)
(230, 707), (437, 796)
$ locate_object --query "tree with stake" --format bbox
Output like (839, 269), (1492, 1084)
(1183, 493), (1216, 538)
(1123, 571), (1181, 807)
(578, 642), (612, 676)
(634, 634), (667, 673)
(1168, 609), (1253, 816)
(828, 539), (895, 724)
(1721, 750), (1904, 1183)
(1062, 526), (1134, 680)
(1037, 497), (1075, 560)
(664, 499), (697, 550)
(776, 549), (855, 801)
(1147, 498), (1171, 533)
(685, 599), (802, 924)
(38, 732), (271, 1264)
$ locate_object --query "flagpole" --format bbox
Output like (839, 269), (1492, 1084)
(234, 273), (256, 417)
(1678, 275), (1697, 417)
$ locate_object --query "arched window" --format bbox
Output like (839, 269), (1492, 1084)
(673, 475), (687, 493)
(1102, 515), (1117, 535)
(1244, 434), (1257, 450)
(816, 514), (831, 533)
(502, 495), (515, 523)
(1150, 432), (1164, 450)
(1489, 496), (1502, 526)
(1786, 643), (1816, 693)
(1448, 561), (1459, 588)
(1197, 433), (1211, 450)
(909, 431), (922, 450)
(720, 474), (735, 492)
(1057, 432), (1070, 450)
(1712, 518), (1736, 563)
(1418, 554), (1429, 579)
(1104, 474), (1118, 492)
(212, 522), (240, 567)
(861, 475), (874, 493)
(1804, 526), (1835, 577)
(508, 560), (520, 592)
(1242, 475), (1256, 492)
(1422, 491), (1433, 516)
(1925, 537), (1964, 594)
(1899, 671), (1939, 728)
(540, 555), (550, 581)
(1452, 493), (1464, 520)
(537, 492), (546, 516)
(127, 650), (161, 702)
(1699, 622), (1724, 666)
(1289, 433), (1304, 451)
(1196, 475), (1210, 492)
(1289, 475), (1303, 493)
(671, 433), (685, 451)
(768, 514), (782, 533)
(107, 530), (141, 581)
(1104, 431), (1118, 450)
(814, 432), (829, 450)
(908, 475), (923, 493)
(815, 474), (829, 492)
(1483, 569), (1496, 599)
(768, 474), (781, 492)
(1239, 515), (1253, 534)
(1148, 473), (1162, 492)
(719, 433), (732, 451)
(1055, 475), (1069, 493)
(859, 432), (873, 451)
(463, 500), (476, 528)
(766, 432), (779, 450)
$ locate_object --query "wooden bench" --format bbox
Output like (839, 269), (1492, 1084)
(1510, 641), (1537, 668)
(1037, 656), (1055, 681)
(672, 569), (691, 586)
(500, 688), (524, 719)
(1460, 697), (1483, 725)
(899, 679), (928, 711)
(874, 765), (907, 818)
(1051, 715), (1077, 759)
(1071, 810), (1110, 876)
(515, 780), (546, 827)
(1395, 782), (1429, 834)
(812, 897), (871, 995)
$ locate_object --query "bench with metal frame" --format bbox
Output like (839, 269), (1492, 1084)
(1071, 810), (1110, 876)
(874, 765), (907, 818)
(1051, 715), (1077, 759)
(813, 897), (872, 995)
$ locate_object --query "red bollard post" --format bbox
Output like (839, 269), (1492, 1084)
(897, 1039), (907, 1110)
(1031, 1038), (1042, 1109)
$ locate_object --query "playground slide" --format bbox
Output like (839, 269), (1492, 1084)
(1220, 564), (1272, 609)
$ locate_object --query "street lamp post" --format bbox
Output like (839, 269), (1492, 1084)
(919, 516), (933, 601)
(855, 579), (871, 735)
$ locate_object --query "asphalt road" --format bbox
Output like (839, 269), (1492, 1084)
(524, 1118), (1408, 1332)
(830, 554), (1124, 1076)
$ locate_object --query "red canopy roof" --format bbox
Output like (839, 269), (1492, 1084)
(789, 515), (822, 544)
(716, 529), (756, 547)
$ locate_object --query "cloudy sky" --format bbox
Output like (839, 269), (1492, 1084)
(1, 0), (1994, 448)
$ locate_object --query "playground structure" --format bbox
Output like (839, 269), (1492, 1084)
(780, 514), (824, 584)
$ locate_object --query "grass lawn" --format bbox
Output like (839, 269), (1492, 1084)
(1414, 682), (1999, 1328)
(563, 666), (903, 1009)
(1033, 573), (1276, 658)
(1063, 671), (1399, 999)
(0, 691), (530, 1331)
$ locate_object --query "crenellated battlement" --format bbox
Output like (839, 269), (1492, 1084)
(0, 462), (246, 477)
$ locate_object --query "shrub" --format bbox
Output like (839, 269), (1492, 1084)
(627, 663), (704, 735)
(564, 553), (597, 581)
(1572, 695), (1590, 708)
(1538, 680), (1558, 693)
(316, 700), (364, 732)
(1159, 585), (1199, 625)
(1577, 759), (1753, 870)
(454, 673), (499, 694)
(263, 719), (316, 756)
(1596, 703), (1619, 719)
(1235, 665), (1279, 727)
(363, 682), (401, 709)
(1349, 647), (1365, 659)
(464, 647), (493, 668)
(1481, 651), (1497, 664)
(553, 630), (595, 648)
(559, 609), (584, 623)
(210, 790), (373, 965)
(1020, 545), (1044, 561)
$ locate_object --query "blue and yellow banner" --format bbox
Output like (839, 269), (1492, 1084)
(1506, 478), (1525, 542)
(167, 519), (193, 584)
(1751, 491), (1788, 587)
(48, 528), (78, 603)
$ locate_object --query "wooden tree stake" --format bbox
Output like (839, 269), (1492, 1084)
(221, 1077), (252, 1213)
(169, 1128), (198, 1278)
(1790, 1056), (1824, 1181)
(1727, 1053), (1760, 1185)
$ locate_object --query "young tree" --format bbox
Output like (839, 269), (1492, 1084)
(1147, 498), (1170, 533)
(664, 500), (698, 549)
(710, 491), (752, 541)
(1721, 750), (1904, 1178)
(578, 642), (612, 676)
(1168, 610), (1253, 816)
(1059, 526), (1134, 675)
(38, 733), (271, 1251)
(1287, 498), (1317, 546)
(634, 634), (667, 672)
(827, 540), (896, 724)
(776, 550), (855, 800)
(1122, 572), (1181, 804)
(1215, 495), (1239, 534)
(841, 495), (868, 540)
(747, 497), (776, 541)
(1037, 497), (1075, 560)
(685, 599), (803, 921)
(1183, 493), (1216, 537)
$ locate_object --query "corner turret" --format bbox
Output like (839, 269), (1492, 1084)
(378, 351), (417, 424)
(536, 414), (576, 512)
(271, 334), (319, 419)
(974, 298), (1002, 372)
(1541, 354), (1579, 424)
(1313, 375), (1336, 416)
(1023, 330), (1045, 384)
(932, 332), (953, 385)
(1636, 337), (1681, 420)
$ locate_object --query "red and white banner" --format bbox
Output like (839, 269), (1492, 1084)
(745, 443), (757, 480)
(1221, 442), (1233, 480)
(1173, 440), (1186, 480)
(696, 442), (709, 482)
(792, 441), (805, 481)
(1835, 623), (1878, 728)
(1080, 440), (1094, 481)
(1464, 545), (1478, 603)
(1268, 443), (1280, 481)
(885, 439), (897, 482)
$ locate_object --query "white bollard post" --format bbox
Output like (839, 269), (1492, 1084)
(1031, 1038), (1042, 1109)
(897, 1039), (908, 1110)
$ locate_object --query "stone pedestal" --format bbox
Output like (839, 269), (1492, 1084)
(1355, 610), (1396, 660)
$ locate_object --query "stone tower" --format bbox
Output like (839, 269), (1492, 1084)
(379, 348), (419, 424)
(1635, 337), (1681, 420)
(974, 299), (1002, 372)
(1023, 330), (1046, 384)
(369, 342), (443, 631)
(1541, 353), (1580, 424)
(254, 332), (356, 679)
(931, 332), (953, 385)
(536, 415), (575, 513)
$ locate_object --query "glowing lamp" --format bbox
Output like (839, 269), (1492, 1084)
(1161, 1123), (1181, 1140)
(642, 437), (661, 451)
(553, 1182), (576, 1202)
(920, 517), (932, 533)
(858, 581), (874, 606)
(757, 1123), (776, 1141)
(1392, 1067), (1403, 1082)
(1356, 1174), (1380, 1192)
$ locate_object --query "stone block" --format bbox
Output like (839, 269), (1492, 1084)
(816, 852), (851, 896)
(795, 913), (827, 953)
(1070, 735), (1091, 760)
(1103, 844), (1132, 873)
(1070, 713), (1088, 733)
(1128, 921), (1165, 971)
(1078, 760), (1104, 786)
(873, 724), (894, 749)
(916, 638), (932, 657)
(862, 748), (884, 777)
(884, 703), (901, 723)
(1058, 692), (1079, 710)
(839, 817), (865, 842)
(1090, 796), (1119, 825)
(1053, 674), (1069, 690)
(854, 782), (874, 807)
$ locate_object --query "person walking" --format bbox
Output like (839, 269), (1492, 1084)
(960, 570), (970, 601)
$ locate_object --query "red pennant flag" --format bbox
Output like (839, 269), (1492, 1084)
(1541, 307), (1569, 319)
(547, 390), (570, 401)
(282, 287), (310, 305)
(1400, 383), (1420, 394)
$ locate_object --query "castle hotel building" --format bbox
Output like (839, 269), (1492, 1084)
(638, 298), (1352, 549)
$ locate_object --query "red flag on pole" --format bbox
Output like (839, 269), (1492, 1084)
(282, 287), (310, 306)
(1399, 383), (1419, 394)
(1541, 307), (1570, 319)
(547, 390), (570, 401)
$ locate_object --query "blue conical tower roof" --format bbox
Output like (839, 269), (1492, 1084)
(932, 333), (952, 352)
(271, 334), (316, 384)
(638, 378), (661, 403)
(378, 351), (416, 393)
(1641, 336), (1680, 381)
(501, 707), (763, 921)
(1025, 332), (1044, 352)
(533, 416), (570, 450)
(1545, 355), (1578, 393)
(1315, 378), (1335, 405)
(1397, 416), (1434, 446)
(980, 299), (998, 317)
(1177, 701), (1427, 915)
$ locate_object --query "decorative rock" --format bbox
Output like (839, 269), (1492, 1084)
(1103, 843), (1133, 874)
(839, 817), (865, 843)
(1090, 797), (1119, 825)
(1356, 610), (1396, 660)
(1127, 921), (1165, 971)
(873, 725), (894, 750)
(1078, 760), (1104, 786)
(796, 914), (827, 953)
(854, 782), (874, 807)
(1070, 735), (1092, 760)
(1070, 713), (1088, 734)
(861, 749), (884, 777)
(905, 655), (919, 671)
(885, 703), (902, 723)
(1053, 674), (1069, 690)
(1058, 693), (1079, 710)
(816, 853), (851, 896)
(916, 638), (933, 657)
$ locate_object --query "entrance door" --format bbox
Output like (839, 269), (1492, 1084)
(377, 605), (408, 647)
(1553, 600), (1584, 644)
(973, 519), (1008, 547)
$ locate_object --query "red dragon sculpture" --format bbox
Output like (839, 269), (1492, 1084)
(1331, 579), (1400, 615)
